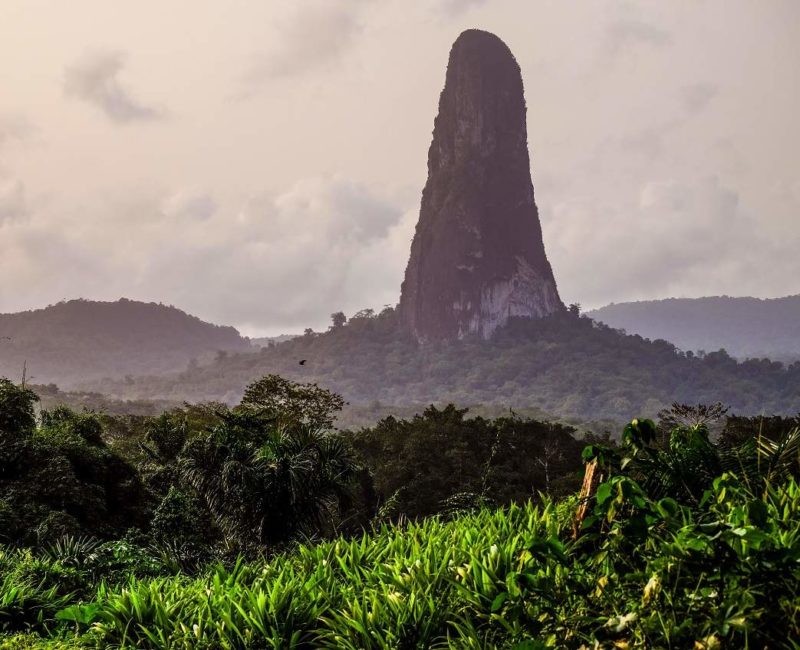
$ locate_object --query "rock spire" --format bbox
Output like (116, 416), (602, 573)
(398, 29), (563, 342)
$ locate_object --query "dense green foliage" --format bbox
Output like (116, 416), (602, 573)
(0, 377), (366, 551)
(3, 375), (796, 544)
(2, 375), (590, 550)
(352, 405), (586, 518)
(240, 374), (346, 429)
(179, 416), (363, 549)
(94, 308), (800, 422)
(1, 425), (798, 648)
(0, 380), (150, 545)
(3, 374), (800, 647)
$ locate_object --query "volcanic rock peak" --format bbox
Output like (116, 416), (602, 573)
(398, 29), (563, 342)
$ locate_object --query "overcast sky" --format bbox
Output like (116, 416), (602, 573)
(1, 0), (798, 335)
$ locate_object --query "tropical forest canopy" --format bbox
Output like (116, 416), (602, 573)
(88, 307), (800, 424)
(1, 374), (799, 648)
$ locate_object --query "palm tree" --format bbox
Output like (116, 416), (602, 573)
(179, 410), (359, 550)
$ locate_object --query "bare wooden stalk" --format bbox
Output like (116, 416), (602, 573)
(573, 458), (600, 539)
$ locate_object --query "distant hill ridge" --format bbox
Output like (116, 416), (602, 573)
(0, 298), (252, 388)
(588, 295), (800, 362)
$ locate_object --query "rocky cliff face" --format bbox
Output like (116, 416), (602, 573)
(399, 29), (563, 342)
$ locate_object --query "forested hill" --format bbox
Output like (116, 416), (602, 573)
(90, 308), (800, 423)
(588, 295), (800, 362)
(0, 299), (252, 388)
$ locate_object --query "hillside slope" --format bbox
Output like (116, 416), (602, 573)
(588, 295), (800, 362)
(91, 309), (800, 423)
(0, 299), (252, 388)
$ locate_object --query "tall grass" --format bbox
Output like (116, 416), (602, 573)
(82, 504), (566, 648)
(2, 474), (799, 648)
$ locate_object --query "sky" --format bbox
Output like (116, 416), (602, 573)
(0, 0), (798, 336)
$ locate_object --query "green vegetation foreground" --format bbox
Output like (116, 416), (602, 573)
(2, 419), (799, 648)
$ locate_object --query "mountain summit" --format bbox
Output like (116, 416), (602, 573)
(0, 299), (251, 388)
(399, 29), (563, 342)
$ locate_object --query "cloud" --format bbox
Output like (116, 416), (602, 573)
(0, 115), (35, 149)
(2, 169), (796, 336)
(544, 176), (796, 308)
(160, 190), (217, 222)
(0, 179), (28, 225)
(606, 19), (671, 53)
(153, 176), (412, 331)
(64, 51), (163, 123)
(246, 1), (362, 83)
(0, 175), (414, 334)
(436, 0), (487, 16)
(681, 83), (718, 114)
(617, 125), (669, 160)
(0, 225), (101, 311)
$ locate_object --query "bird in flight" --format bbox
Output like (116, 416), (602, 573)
(0, 336), (11, 341)
(298, 359), (307, 365)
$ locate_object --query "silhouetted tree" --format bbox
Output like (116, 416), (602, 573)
(239, 374), (345, 429)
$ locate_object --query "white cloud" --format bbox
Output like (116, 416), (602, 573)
(605, 19), (671, 54)
(681, 83), (718, 114)
(0, 179), (28, 225)
(246, 1), (362, 83)
(0, 175), (414, 334)
(0, 115), (35, 149)
(64, 51), (163, 123)
(436, 0), (487, 16)
(544, 176), (796, 308)
(154, 175), (412, 332)
(160, 190), (217, 222)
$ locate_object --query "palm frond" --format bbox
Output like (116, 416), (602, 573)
(757, 426), (800, 483)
